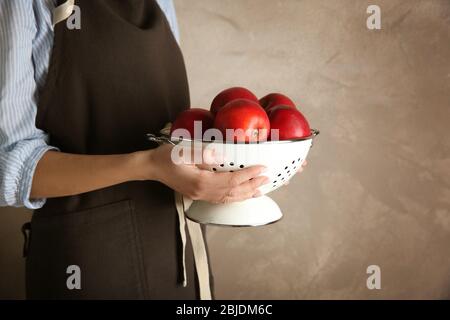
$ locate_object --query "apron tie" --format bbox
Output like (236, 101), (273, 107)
(53, 0), (75, 27)
(174, 192), (212, 300)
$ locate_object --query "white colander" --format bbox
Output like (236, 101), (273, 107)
(147, 128), (319, 227)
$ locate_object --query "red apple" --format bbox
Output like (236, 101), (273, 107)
(210, 87), (259, 115)
(259, 93), (296, 112)
(268, 105), (311, 140)
(170, 108), (214, 140)
(214, 99), (270, 143)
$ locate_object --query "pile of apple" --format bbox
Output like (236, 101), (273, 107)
(170, 87), (311, 142)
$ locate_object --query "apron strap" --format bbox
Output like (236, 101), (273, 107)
(175, 192), (188, 287)
(174, 192), (212, 300)
(53, 0), (75, 26)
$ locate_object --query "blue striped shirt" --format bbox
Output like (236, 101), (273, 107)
(0, 0), (180, 208)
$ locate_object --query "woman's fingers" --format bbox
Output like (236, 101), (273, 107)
(225, 189), (261, 203)
(218, 175), (268, 203)
(201, 171), (268, 204)
(227, 165), (266, 186)
(219, 186), (264, 203)
(228, 175), (269, 198)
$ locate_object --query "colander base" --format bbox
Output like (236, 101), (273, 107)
(186, 196), (283, 227)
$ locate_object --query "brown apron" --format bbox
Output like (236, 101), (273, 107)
(24, 0), (211, 299)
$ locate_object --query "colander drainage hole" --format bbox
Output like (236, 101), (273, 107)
(229, 170), (234, 173)
(273, 180), (277, 183)
(281, 177), (285, 181)
(292, 160), (295, 164)
(285, 166), (288, 170)
(220, 164), (224, 167)
(239, 164), (244, 168)
(212, 168), (217, 171)
(229, 162), (234, 166)
(278, 173), (282, 177)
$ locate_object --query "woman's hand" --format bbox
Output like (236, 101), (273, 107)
(31, 146), (306, 201)
(135, 145), (269, 204)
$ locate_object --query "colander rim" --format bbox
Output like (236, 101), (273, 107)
(164, 128), (320, 145)
(186, 215), (283, 227)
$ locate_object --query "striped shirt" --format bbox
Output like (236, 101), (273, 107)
(0, 0), (180, 208)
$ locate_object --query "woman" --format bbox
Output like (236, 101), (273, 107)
(0, 0), (303, 299)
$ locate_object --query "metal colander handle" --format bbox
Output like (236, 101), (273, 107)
(146, 133), (175, 145)
(311, 128), (320, 137)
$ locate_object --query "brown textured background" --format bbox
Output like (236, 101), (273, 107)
(1, 0), (449, 299)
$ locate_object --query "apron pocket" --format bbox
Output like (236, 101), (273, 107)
(26, 200), (146, 299)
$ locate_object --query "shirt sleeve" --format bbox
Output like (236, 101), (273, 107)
(157, 0), (181, 43)
(0, 0), (57, 209)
